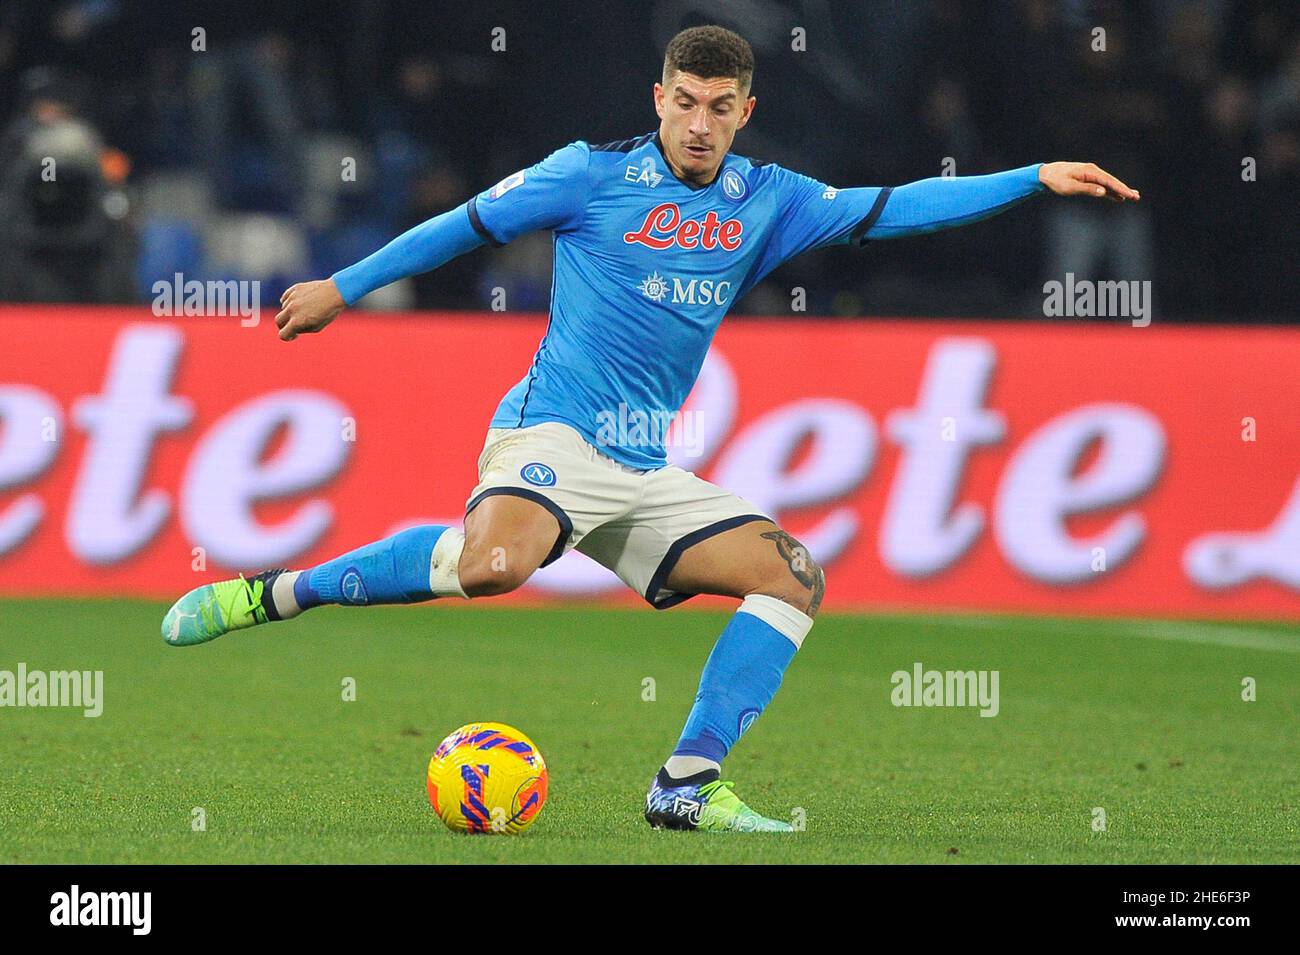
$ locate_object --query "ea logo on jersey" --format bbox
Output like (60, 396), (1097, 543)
(521, 462), (557, 487)
(721, 169), (747, 201)
(625, 157), (663, 188)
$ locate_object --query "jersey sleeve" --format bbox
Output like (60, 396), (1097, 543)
(753, 162), (1046, 281)
(468, 141), (592, 246)
(763, 165), (892, 265)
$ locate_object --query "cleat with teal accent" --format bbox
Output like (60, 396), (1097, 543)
(162, 569), (286, 647)
(644, 768), (793, 833)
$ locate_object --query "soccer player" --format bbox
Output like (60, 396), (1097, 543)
(162, 25), (1139, 832)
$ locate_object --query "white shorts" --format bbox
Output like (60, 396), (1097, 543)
(465, 422), (770, 607)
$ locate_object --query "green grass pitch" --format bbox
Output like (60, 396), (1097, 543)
(1, 597), (1297, 864)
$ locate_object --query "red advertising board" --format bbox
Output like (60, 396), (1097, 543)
(1, 306), (1296, 619)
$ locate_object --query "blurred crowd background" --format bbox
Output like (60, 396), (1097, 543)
(1, 0), (1296, 321)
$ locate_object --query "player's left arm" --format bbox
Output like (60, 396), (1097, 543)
(866, 161), (1139, 240)
(753, 161), (1140, 281)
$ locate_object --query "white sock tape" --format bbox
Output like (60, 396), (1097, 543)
(429, 528), (468, 599)
(738, 593), (814, 649)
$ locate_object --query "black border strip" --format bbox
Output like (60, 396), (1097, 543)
(850, 185), (893, 246)
(6, 865), (1280, 932)
(465, 487), (573, 567)
(643, 514), (771, 609)
(466, 197), (504, 248)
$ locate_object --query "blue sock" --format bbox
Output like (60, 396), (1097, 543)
(671, 607), (800, 765)
(293, 525), (450, 609)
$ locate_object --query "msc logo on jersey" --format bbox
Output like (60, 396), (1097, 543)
(624, 203), (743, 251)
(721, 169), (748, 201)
(520, 462), (557, 487)
(638, 272), (732, 306)
(625, 157), (663, 188)
(638, 272), (670, 301)
(488, 171), (525, 200)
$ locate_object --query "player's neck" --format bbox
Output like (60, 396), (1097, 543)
(672, 162), (719, 188)
(655, 129), (721, 188)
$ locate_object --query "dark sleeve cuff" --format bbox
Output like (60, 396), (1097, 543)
(850, 186), (894, 247)
(466, 197), (504, 248)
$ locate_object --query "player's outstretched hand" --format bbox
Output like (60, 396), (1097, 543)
(275, 279), (346, 341)
(1038, 162), (1140, 202)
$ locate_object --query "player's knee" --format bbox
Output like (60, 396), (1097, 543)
(457, 535), (543, 597)
(752, 556), (825, 619)
(457, 548), (532, 597)
(790, 560), (826, 619)
(458, 562), (529, 597)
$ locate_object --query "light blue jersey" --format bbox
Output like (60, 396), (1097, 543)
(472, 132), (892, 469)
(333, 130), (1044, 469)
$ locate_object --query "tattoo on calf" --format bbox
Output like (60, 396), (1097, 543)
(760, 530), (825, 616)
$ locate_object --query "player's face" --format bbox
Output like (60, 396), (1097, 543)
(654, 71), (755, 186)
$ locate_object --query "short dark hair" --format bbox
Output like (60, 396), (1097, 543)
(663, 25), (754, 93)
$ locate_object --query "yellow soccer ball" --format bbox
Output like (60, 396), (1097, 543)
(426, 722), (549, 834)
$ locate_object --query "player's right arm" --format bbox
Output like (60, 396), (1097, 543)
(274, 142), (591, 341)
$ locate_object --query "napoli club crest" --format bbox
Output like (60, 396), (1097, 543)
(521, 462), (557, 487)
(721, 168), (748, 201)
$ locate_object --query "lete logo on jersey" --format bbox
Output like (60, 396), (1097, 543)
(623, 203), (743, 251)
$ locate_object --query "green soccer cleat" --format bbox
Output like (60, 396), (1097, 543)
(161, 570), (285, 647)
(644, 769), (794, 832)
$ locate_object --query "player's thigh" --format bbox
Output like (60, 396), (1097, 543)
(580, 465), (825, 615)
(665, 519), (825, 616)
(460, 493), (561, 595)
(460, 423), (640, 596)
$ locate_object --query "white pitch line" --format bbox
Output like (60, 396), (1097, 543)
(1119, 620), (1300, 655)
(877, 613), (1300, 654)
